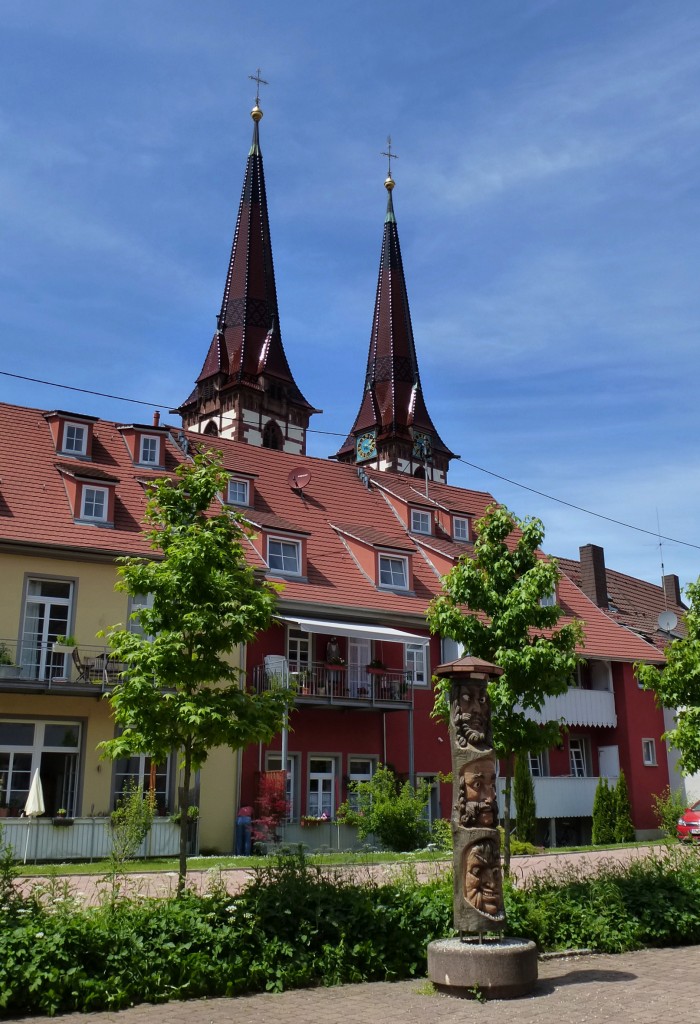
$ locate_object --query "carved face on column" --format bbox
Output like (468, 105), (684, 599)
(457, 756), (498, 828)
(451, 681), (492, 750)
(463, 838), (505, 920)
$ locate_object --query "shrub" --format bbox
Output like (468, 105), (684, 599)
(653, 786), (688, 837)
(430, 818), (452, 852)
(338, 765), (431, 852)
(592, 777), (615, 845)
(513, 753), (536, 843)
(614, 770), (636, 843)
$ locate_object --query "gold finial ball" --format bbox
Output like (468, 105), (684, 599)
(251, 104), (263, 122)
(384, 174), (395, 192)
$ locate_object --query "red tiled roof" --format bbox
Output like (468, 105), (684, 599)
(0, 401), (665, 664)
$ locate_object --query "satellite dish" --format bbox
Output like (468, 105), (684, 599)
(288, 468), (311, 492)
(658, 610), (678, 633)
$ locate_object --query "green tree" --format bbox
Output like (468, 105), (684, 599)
(337, 764), (431, 852)
(513, 752), (537, 844)
(652, 785), (688, 837)
(613, 770), (636, 843)
(592, 777), (615, 845)
(427, 505), (583, 872)
(100, 451), (292, 892)
(636, 578), (700, 774)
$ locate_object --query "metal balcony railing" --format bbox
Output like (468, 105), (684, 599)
(251, 660), (413, 706)
(0, 639), (126, 688)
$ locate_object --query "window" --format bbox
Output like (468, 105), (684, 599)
(139, 435), (160, 465)
(453, 517), (470, 541)
(268, 538), (301, 576)
(265, 753), (298, 822)
(346, 757), (374, 811)
(642, 739), (657, 766)
(80, 486), (108, 522)
(0, 719), (81, 816)
(308, 757), (336, 818)
(20, 578), (74, 682)
(569, 737), (590, 777)
(410, 509), (431, 534)
(112, 752), (172, 814)
(128, 593), (154, 640)
(227, 478), (249, 506)
(287, 628), (310, 673)
(539, 590), (556, 607)
(378, 554), (408, 590)
(418, 773), (441, 826)
(62, 422), (86, 455)
(528, 750), (549, 777)
(405, 642), (428, 686)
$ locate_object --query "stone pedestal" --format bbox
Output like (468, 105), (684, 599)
(427, 937), (538, 1000)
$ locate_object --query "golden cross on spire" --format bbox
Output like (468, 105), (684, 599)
(381, 135), (399, 178)
(248, 67), (269, 107)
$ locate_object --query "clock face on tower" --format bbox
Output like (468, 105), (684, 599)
(412, 432), (432, 459)
(356, 431), (377, 462)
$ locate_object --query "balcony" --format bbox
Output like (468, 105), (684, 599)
(498, 775), (600, 819)
(1, 815), (197, 863)
(252, 660), (413, 709)
(0, 639), (125, 694)
(526, 686), (617, 728)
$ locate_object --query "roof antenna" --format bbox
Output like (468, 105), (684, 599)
(657, 508), (667, 608)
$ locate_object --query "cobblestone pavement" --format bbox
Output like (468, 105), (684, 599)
(7, 946), (700, 1024)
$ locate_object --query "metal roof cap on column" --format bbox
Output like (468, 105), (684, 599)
(277, 615), (430, 646)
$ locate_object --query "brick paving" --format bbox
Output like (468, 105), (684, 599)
(7, 946), (700, 1024)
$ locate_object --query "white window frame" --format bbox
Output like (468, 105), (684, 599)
(128, 593), (155, 640)
(287, 628), (310, 673)
(346, 756), (374, 811)
(112, 750), (172, 814)
(405, 642), (428, 687)
(20, 577), (74, 682)
(80, 485), (108, 522)
(528, 750), (549, 777)
(642, 738), (657, 766)
(0, 718), (81, 815)
(569, 736), (591, 778)
(267, 537), (301, 576)
(62, 422), (87, 456)
(378, 554), (409, 590)
(410, 509), (431, 535)
(539, 589), (557, 608)
(265, 752), (298, 822)
(139, 434), (160, 465)
(307, 756), (337, 819)
(453, 516), (470, 542)
(417, 772), (441, 826)
(227, 478), (250, 506)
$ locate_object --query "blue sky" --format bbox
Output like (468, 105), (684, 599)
(1, 1), (699, 595)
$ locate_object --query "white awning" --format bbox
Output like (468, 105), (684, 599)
(277, 615), (430, 647)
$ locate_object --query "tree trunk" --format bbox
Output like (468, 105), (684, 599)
(178, 744), (192, 896)
(502, 754), (514, 877)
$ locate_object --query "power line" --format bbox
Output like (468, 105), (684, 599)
(3, 368), (699, 552)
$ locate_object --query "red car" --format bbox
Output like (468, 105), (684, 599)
(677, 799), (700, 841)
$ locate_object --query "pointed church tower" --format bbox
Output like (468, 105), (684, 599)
(335, 152), (456, 482)
(178, 85), (319, 453)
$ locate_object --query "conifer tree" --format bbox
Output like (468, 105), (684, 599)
(513, 752), (537, 844)
(592, 777), (614, 845)
(614, 769), (636, 843)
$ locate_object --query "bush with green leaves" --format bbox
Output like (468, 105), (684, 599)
(592, 777), (616, 844)
(430, 818), (452, 852)
(338, 765), (432, 852)
(653, 786), (688, 837)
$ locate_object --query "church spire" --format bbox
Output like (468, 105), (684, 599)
(177, 77), (320, 453)
(336, 142), (455, 482)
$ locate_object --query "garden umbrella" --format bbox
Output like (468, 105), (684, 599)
(23, 769), (45, 863)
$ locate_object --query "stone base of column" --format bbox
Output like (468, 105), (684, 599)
(427, 936), (538, 1000)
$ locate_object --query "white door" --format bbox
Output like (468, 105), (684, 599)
(348, 638), (371, 697)
(598, 745), (620, 779)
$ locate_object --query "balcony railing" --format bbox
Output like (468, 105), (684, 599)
(0, 639), (125, 689)
(497, 775), (601, 819)
(252, 660), (413, 707)
(525, 687), (617, 728)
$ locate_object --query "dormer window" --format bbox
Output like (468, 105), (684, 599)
(539, 589), (556, 608)
(63, 422), (87, 456)
(268, 537), (301, 576)
(378, 554), (409, 590)
(81, 486), (108, 522)
(227, 478), (250, 506)
(139, 435), (160, 465)
(453, 516), (470, 542)
(410, 509), (431, 535)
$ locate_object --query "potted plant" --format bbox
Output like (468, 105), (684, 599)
(52, 808), (73, 826)
(52, 635), (77, 654)
(0, 642), (19, 680)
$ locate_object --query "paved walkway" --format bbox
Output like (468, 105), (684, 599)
(7, 945), (700, 1023)
(16, 843), (678, 906)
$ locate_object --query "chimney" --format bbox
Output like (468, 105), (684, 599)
(153, 410), (161, 427)
(579, 544), (608, 607)
(663, 574), (682, 607)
